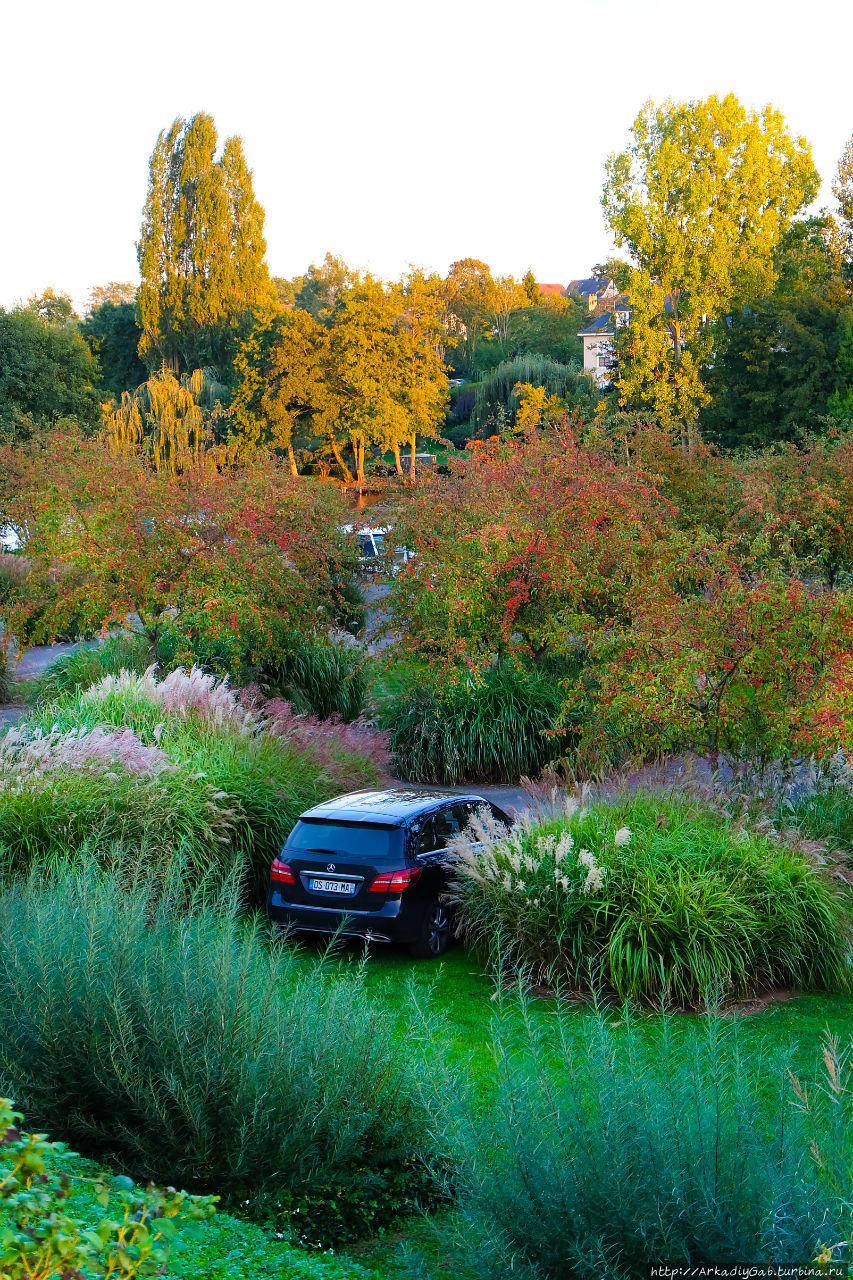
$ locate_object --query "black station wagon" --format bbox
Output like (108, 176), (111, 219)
(267, 789), (511, 958)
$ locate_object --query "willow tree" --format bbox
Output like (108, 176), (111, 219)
(603, 94), (819, 447)
(137, 113), (274, 374)
(105, 367), (220, 472)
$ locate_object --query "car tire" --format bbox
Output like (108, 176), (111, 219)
(409, 899), (452, 959)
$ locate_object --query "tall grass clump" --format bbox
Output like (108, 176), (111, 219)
(14, 666), (385, 894)
(449, 793), (850, 1005)
(422, 1007), (843, 1278)
(784, 748), (853, 851)
(29, 633), (157, 704)
(0, 862), (434, 1242)
(266, 640), (368, 722)
(0, 722), (236, 875)
(386, 662), (572, 784)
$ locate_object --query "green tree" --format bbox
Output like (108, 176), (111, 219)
(26, 288), (76, 325)
(522, 269), (540, 304)
(703, 218), (852, 446)
(603, 94), (819, 446)
(81, 300), (147, 398)
(0, 307), (100, 440)
(834, 132), (853, 263)
(137, 113), (274, 375)
(294, 253), (357, 318)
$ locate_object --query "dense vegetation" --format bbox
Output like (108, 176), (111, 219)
(5, 88), (853, 1280)
(448, 794), (850, 1005)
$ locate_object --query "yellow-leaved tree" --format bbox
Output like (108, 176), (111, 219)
(603, 94), (819, 448)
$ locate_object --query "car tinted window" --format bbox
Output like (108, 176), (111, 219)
(287, 820), (402, 860)
(433, 807), (462, 845)
(418, 818), (436, 855)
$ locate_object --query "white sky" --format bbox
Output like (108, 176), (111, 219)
(2, 0), (852, 312)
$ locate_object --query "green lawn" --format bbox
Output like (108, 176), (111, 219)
(7, 940), (853, 1279)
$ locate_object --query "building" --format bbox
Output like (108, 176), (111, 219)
(567, 276), (621, 313)
(578, 297), (630, 386)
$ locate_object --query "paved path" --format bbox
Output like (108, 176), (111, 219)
(390, 778), (532, 817)
(1, 639), (91, 734)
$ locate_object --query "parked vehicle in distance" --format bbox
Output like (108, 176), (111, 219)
(342, 524), (415, 574)
(268, 789), (511, 958)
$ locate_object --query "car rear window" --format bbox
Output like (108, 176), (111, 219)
(287, 820), (403, 860)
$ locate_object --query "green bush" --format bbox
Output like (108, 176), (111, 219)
(10, 667), (383, 895)
(0, 864), (435, 1244)
(450, 794), (851, 1005)
(421, 1008), (842, 1279)
(0, 649), (11, 705)
(0, 1095), (215, 1279)
(28, 632), (156, 703)
(265, 640), (368, 721)
(385, 661), (573, 784)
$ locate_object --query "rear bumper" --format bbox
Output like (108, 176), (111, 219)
(267, 888), (420, 944)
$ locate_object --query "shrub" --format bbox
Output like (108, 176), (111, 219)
(0, 1095), (215, 1279)
(15, 667), (385, 894)
(0, 864), (435, 1243)
(28, 633), (156, 704)
(0, 648), (11, 705)
(264, 639), (368, 722)
(448, 793), (851, 1005)
(0, 723), (236, 876)
(422, 1008), (842, 1278)
(385, 662), (572, 784)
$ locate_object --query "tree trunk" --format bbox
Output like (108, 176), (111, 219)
(392, 443), (404, 477)
(287, 443), (299, 477)
(330, 438), (354, 485)
(409, 433), (417, 482)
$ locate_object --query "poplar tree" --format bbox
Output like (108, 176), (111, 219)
(603, 94), (819, 447)
(833, 133), (853, 262)
(137, 113), (274, 374)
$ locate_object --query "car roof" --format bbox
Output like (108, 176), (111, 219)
(298, 788), (493, 825)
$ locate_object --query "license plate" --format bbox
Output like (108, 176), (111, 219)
(309, 878), (357, 895)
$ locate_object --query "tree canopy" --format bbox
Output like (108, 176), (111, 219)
(0, 306), (100, 441)
(137, 112), (274, 375)
(603, 94), (819, 443)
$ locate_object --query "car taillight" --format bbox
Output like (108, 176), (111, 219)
(271, 857), (296, 885)
(369, 867), (422, 894)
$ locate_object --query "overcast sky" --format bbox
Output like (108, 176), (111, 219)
(2, 0), (852, 312)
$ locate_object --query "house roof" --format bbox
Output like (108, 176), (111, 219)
(568, 276), (615, 298)
(578, 312), (618, 337)
(537, 283), (566, 296)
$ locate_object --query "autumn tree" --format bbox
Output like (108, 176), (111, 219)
(603, 94), (819, 447)
(834, 132), (853, 263)
(26, 288), (76, 325)
(392, 269), (449, 477)
(137, 113), (274, 375)
(0, 426), (356, 665)
(105, 366), (228, 472)
(86, 282), (137, 311)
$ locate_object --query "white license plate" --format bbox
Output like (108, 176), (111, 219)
(309, 878), (357, 895)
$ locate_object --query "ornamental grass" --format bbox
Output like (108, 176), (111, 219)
(448, 792), (851, 1006)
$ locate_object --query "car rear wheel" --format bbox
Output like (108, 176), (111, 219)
(409, 899), (452, 959)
